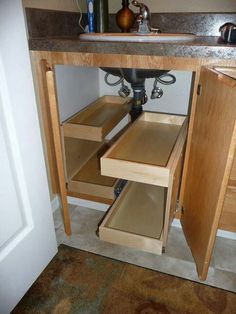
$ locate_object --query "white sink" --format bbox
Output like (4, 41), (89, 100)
(79, 32), (196, 43)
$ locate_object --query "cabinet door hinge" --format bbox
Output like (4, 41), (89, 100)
(175, 200), (182, 213)
(197, 84), (202, 96)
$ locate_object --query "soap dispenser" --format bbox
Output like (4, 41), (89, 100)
(116, 0), (135, 33)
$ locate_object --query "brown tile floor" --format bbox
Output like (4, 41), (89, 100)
(55, 205), (236, 293)
(13, 245), (236, 314)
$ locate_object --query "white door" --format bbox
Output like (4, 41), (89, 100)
(0, 1), (57, 313)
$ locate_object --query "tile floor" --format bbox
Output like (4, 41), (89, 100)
(54, 205), (236, 292)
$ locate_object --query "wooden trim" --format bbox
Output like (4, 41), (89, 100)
(68, 180), (116, 199)
(142, 111), (185, 125)
(67, 190), (114, 205)
(102, 158), (170, 187)
(214, 67), (236, 80)
(100, 227), (163, 255)
(179, 70), (200, 206)
(45, 64), (71, 236)
(31, 58), (60, 195)
(163, 123), (187, 246)
(31, 51), (236, 72)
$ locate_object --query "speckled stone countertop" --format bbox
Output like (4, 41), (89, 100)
(29, 36), (236, 60)
(26, 8), (236, 60)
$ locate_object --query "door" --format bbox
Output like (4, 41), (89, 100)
(0, 1), (57, 313)
(182, 67), (236, 280)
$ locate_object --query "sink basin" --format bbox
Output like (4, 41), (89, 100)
(80, 32), (196, 42)
(101, 67), (169, 84)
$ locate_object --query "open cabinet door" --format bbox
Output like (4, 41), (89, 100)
(42, 60), (71, 235)
(182, 67), (236, 280)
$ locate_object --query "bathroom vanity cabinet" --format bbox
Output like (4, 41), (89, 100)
(31, 50), (236, 281)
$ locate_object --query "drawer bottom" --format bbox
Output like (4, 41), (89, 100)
(99, 181), (166, 255)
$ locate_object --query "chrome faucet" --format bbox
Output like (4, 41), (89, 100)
(131, 1), (160, 34)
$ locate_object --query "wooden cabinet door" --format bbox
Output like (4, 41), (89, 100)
(182, 67), (236, 280)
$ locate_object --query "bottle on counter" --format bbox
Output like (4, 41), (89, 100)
(95, 0), (109, 33)
(116, 0), (135, 33)
(86, 0), (95, 32)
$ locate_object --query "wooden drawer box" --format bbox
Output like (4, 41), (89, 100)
(62, 95), (131, 142)
(67, 144), (119, 200)
(101, 112), (187, 187)
(99, 181), (165, 255)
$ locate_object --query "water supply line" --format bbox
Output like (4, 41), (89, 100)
(103, 71), (176, 121)
(104, 73), (131, 97)
(151, 73), (176, 99)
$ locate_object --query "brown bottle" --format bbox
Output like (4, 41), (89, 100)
(116, 0), (135, 33)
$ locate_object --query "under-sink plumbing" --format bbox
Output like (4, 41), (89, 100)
(104, 72), (131, 98)
(102, 68), (176, 121)
(151, 74), (176, 99)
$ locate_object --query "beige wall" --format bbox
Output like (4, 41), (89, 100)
(110, 0), (236, 13)
(23, 0), (236, 12)
(22, 0), (79, 11)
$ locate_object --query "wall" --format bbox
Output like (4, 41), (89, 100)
(109, 0), (236, 13)
(22, 0), (78, 11)
(55, 66), (99, 122)
(23, 0), (236, 12)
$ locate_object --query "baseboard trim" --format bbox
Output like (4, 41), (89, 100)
(216, 229), (236, 240)
(57, 196), (236, 241)
(51, 195), (61, 213)
(67, 196), (109, 212)
(171, 219), (236, 240)
(172, 218), (182, 228)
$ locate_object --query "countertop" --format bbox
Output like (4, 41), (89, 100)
(29, 35), (236, 60)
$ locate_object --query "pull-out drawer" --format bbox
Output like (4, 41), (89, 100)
(99, 181), (165, 255)
(64, 139), (119, 201)
(68, 144), (119, 200)
(101, 112), (187, 187)
(62, 95), (131, 142)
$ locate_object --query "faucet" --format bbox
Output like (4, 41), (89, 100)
(131, 1), (160, 34)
